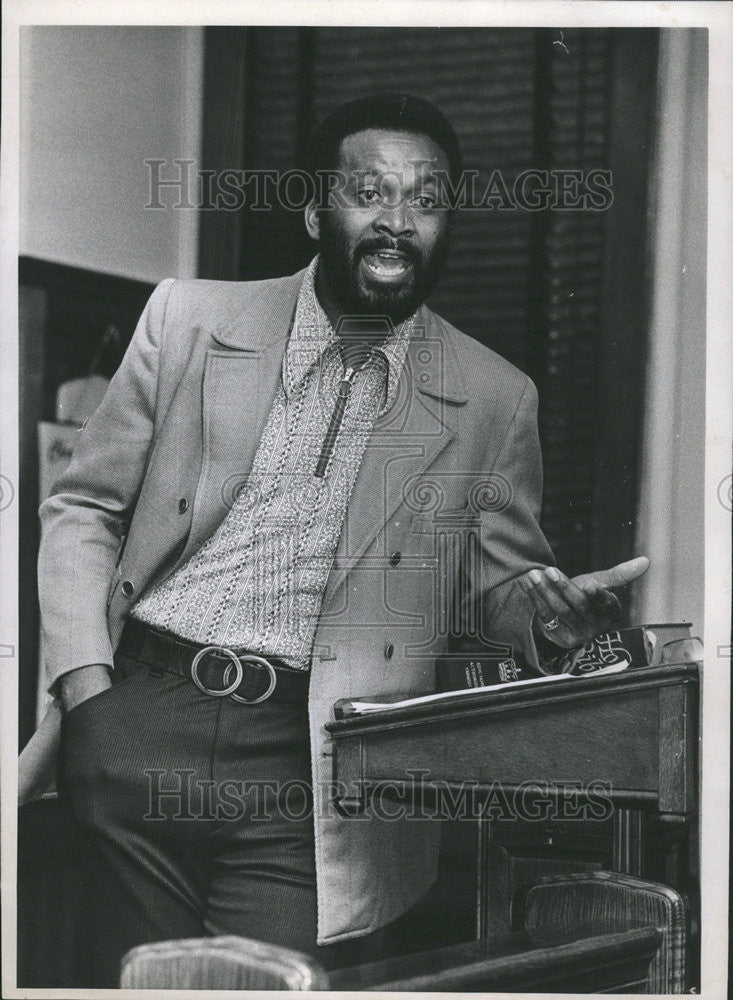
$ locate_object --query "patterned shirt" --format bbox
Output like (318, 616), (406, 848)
(130, 258), (415, 669)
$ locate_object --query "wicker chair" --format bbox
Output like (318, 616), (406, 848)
(120, 935), (329, 991)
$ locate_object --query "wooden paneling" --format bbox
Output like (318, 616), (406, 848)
(329, 665), (698, 812)
(593, 30), (659, 578)
(526, 29), (611, 575)
(238, 27), (314, 280)
(198, 27), (249, 281)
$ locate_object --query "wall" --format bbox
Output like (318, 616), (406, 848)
(634, 30), (707, 635)
(20, 26), (203, 283)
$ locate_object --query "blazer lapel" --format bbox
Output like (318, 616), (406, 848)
(175, 270), (305, 564)
(322, 307), (468, 604)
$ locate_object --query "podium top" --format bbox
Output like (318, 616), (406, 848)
(327, 661), (700, 736)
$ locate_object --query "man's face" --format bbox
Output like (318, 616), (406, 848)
(309, 129), (451, 324)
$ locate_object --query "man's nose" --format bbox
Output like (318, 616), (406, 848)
(373, 200), (415, 237)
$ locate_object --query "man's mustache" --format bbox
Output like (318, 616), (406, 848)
(354, 239), (421, 265)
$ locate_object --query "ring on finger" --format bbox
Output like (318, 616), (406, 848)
(542, 616), (561, 631)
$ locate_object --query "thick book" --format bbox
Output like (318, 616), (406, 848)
(546, 627), (652, 675)
(435, 623), (695, 692)
(436, 649), (544, 693)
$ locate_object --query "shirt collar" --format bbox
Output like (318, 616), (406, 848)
(283, 256), (415, 410)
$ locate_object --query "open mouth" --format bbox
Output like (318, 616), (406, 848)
(360, 250), (413, 281)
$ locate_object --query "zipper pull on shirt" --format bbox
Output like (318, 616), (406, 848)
(314, 365), (359, 478)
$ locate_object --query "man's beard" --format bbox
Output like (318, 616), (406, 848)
(317, 214), (450, 325)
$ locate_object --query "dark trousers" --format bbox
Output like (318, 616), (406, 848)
(59, 650), (379, 987)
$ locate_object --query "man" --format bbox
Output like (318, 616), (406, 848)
(31, 93), (648, 985)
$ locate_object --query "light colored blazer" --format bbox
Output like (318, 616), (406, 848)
(27, 267), (554, 944)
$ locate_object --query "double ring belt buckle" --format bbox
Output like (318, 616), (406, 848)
(230, 655), (277, 704)
(190, 647), (277, 704)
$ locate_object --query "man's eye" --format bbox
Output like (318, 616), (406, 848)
(357, 188), (380, 205)
(413, 194), (438, 210)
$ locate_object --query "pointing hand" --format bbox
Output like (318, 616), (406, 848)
(519, 556), (650, 649)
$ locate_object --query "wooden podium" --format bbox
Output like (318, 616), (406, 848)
(326, 663), (699, 953)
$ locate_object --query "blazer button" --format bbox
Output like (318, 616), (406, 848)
(389, 551), (401, 566)
(121, 580), (135, 598)
(384, 643), (394, 660)
(178, 497), (189, 514)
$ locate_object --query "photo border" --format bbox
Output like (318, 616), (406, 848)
(2, 2), (730, 997)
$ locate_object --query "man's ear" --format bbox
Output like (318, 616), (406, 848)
(304, 200), (320, 241)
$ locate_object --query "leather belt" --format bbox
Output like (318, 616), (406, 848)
(118, 619), (310, 704)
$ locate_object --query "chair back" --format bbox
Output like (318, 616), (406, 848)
(523, 870), (687, 992)
(120, 935), (330, 991)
